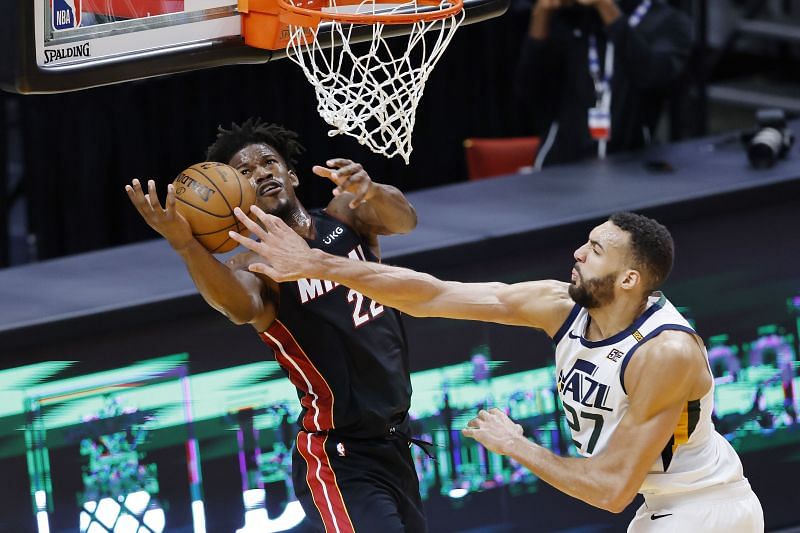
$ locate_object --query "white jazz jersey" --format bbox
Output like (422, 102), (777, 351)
(553, 293), (744, 496)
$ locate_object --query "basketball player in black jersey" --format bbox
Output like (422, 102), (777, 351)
(125, 118), (425, 532)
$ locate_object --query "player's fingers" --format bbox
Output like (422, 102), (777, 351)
(466, 418), (481, 429)
(490, 407), (507, 420)
(248, 262), (283, 281)
(334, 164), (364, 192)
(330, 177), (346, 196)
(347, 174), (371, 208)
(333, 162), (362, 178)
(247, 206), (286, 236)
(147, 180), (165, 211)
(125, 185), (151, 219)
(146, 180), (158, 210)
(128, 179), (159, 217)
(326, 158), (352, 169)
(329, 173), (354, 197)
(233, 210), (267, 243)
(247, 205), (274, 230)
(312, 165), (337, 183)
(478, 409), (491, 420)
(233, 207), (268, 240)
(166, 184), (177, 212)
(261, 213), (289, 235)
(322, 160), (358, 190)
(228, 229), (262, 253)
(333, 173), (358, 196)
(461, 427), (479, 439)
(125, 181), (145, 205)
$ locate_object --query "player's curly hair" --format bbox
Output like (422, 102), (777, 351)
(609, 212), (674, 292)
(206, 117), (306, 172)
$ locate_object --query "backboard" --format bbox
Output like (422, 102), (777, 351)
(1, 0), (507, 94)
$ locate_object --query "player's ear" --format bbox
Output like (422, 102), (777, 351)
(620, 269), (641, 291)
(289, 170), (299, 188)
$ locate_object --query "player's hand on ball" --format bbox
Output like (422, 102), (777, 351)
(229, 206), (315, 282)
(313, 159), (375, 209)
(125, 178), (194, 250)
(462, 408), (525, 456)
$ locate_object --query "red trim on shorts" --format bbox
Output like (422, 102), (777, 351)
(259, 320), (335, 431)
(297, 432), (355, 533)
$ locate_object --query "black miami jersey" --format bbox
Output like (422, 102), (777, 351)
(258, 209), (412, 438)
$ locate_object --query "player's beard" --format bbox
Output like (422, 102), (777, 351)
(568, 272), (616, 309)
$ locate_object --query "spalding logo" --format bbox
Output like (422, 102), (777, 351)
(44, 42), (90, 64)
(175, 174), (216, 202)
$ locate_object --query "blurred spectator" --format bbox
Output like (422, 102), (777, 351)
(515, 0), (691, 168)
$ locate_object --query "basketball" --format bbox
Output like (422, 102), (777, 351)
(172, 162), (256, 254)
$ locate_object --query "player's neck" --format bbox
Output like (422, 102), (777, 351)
(585, 296), (648, 341)
(285, 206), (314, 239)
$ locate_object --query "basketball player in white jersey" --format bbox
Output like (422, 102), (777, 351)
(227, 208), (764, 531)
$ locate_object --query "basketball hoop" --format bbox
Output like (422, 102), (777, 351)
(240, 0), (465, 163)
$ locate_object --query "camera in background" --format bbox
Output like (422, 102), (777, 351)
(742, 109), (795, 169)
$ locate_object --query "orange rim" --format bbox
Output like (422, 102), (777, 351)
(277, 0), (464, 25)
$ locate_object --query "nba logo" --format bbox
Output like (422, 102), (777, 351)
(52, 0), (82, 30)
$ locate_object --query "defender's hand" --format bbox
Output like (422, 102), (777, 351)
(462, 408), (525, 456)
(125, 178), (194, 250)
(313, 159), (376, 209)
(229, 205), (316, 282)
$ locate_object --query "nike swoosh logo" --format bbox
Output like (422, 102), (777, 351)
(650, 513), (673, 520)
(567, 331), (581, 339)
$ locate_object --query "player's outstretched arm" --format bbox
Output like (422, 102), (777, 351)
(315, 159), (417, 236)
(125, 178), (273, 328)
(230, 206), (572, 334)
(462, 331), (706, 513)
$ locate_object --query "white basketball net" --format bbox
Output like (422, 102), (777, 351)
(285, 1), (464, 163)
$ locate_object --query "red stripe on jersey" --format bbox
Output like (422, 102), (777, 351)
(259, 320), (335, 432)
(296, 432), (355, 533)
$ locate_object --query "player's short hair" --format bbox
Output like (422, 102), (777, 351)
(609, 212), (674, 292)
(206, 117), (305, 172)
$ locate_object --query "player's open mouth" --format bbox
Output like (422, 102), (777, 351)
(258, 180), (282, 196)
(571, 268), (579, 283)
